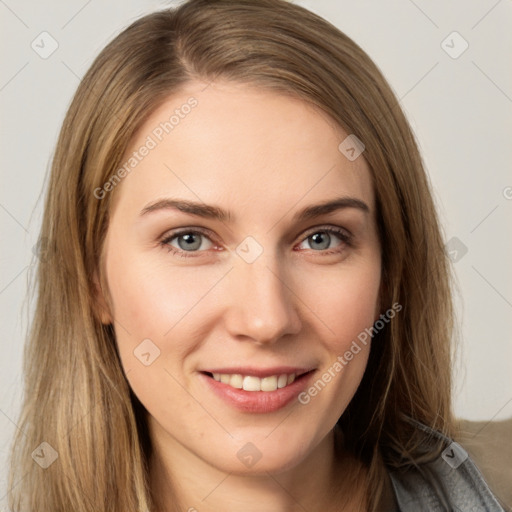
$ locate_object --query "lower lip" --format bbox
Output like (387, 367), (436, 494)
(200, 372), (314, 413)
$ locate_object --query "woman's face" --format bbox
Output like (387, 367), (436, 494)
(101, 81), (382, 475)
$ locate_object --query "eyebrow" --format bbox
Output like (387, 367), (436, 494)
(139, 196), (370, 222)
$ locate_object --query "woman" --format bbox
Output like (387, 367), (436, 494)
(8, 0), (506, 510)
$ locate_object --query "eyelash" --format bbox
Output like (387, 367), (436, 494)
(159, 226), (353, 259)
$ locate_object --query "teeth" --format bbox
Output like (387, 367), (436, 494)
(230, 374), (243, 389)
(277, 374), (288, 388)
(211, 372), (297, 392)
(243, 376), (261, 391)
(260, 376), (277, 391)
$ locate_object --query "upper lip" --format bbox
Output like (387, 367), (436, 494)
(201, 366), (314, 378)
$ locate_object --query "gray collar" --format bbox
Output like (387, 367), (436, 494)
(387, 418), (505, 511)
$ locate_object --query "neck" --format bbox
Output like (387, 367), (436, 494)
(150, 426), (367, 512)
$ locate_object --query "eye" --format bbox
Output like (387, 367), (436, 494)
(296, 227), (352, 254)
(160, 229), (216, 257)
(160, 226), (352, 259)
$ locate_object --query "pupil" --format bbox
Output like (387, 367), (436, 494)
(311, 232), (330, 250)
(179, 233), (201, 251)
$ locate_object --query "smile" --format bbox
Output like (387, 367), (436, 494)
(200, 368), (315, 413)
(210, 372), (296, 392)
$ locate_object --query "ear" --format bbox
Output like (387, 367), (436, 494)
(92, 271), (113, 325)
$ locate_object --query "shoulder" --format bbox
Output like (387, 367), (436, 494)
(456, 417), (512, 511)
(386, 418), (510, 512)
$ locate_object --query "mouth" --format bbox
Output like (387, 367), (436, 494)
(203, 370), (309, 392)
(199, 368), (316, 413)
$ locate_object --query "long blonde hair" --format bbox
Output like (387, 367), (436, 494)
(8, 0), (455, 510)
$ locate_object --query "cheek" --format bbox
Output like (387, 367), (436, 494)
(296, 257), (381, 352)
(104, 256), (221, 421)
(291, 256), (380, 413)
(294, 264), (379, 425)
(105, 248), (229, 370)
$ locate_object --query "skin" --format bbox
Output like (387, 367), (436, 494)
(99, 81), (382, 511)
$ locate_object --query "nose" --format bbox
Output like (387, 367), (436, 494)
(223, 251), (302, 345)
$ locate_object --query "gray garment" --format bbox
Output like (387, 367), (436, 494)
(387, 419), (505, 511)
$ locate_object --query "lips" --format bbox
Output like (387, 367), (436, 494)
(199, 367), (315, 413)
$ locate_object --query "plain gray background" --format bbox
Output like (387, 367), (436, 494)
(1, 0), (511, 503)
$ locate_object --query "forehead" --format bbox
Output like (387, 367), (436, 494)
(111, 81), (375, 222)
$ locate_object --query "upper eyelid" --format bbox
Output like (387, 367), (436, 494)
(161, 226), (216, 243)
(301, 224), (351, 238)
(161, 224), (351, 247)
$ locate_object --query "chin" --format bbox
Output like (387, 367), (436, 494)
(202, 428), (321, 476)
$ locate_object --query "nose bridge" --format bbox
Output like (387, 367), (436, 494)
(224, 241), (302, 344)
